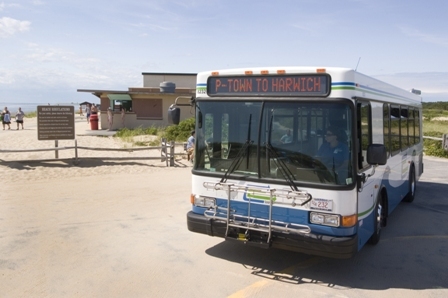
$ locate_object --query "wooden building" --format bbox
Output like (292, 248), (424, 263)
(77, 72), (196, 130)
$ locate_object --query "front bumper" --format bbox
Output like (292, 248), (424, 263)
(187, 211), (358, 259)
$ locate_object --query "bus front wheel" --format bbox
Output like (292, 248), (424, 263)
(368, 195), (385, 245)
(403, 166), (416, 203)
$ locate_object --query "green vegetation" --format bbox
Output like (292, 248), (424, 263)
(114, 126), (161, 146)
(162, 117), (195, 141)
(422, 101), (448, 158)
(423, 109), (448, 120)
(422, 130), (448, 158)
(423, 119), (448, 132)
(25, 111), (37, 118)
(422, 101), (448, 111)
(113, 118), (195, 146)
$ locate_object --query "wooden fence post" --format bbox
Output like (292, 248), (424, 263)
(170, 141), (175, 167)
(443, 134), (448, 151)
(161, 138), (166, 164)
(74, 139), (79, 165)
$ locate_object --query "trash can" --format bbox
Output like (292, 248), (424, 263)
(90, 114), (99, 130)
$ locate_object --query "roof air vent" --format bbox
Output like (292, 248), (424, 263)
(160, 81), (176, 93)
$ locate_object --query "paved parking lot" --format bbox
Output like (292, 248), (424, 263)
(1, 157), (447, 297)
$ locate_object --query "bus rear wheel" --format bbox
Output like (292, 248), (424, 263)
(403, 166), (416, 203)
(368, 196), (385, 245)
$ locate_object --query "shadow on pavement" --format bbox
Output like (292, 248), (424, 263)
(0, 158), (190, 170)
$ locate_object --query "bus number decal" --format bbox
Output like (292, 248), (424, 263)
(310, 198), (333, 211)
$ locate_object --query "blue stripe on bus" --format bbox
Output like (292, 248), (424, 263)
(332, 82), (355, 86)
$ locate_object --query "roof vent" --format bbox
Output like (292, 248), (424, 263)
(411, 88), (421, 95)
(160, 81), (176, 93)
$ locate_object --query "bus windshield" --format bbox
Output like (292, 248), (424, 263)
(194, 100), (354, 186)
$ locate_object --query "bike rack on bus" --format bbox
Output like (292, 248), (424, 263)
(203, 182), (311, 246)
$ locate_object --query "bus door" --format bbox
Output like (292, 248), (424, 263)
(356, 100), (378, 248)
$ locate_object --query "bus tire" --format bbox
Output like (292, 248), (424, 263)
(368, 195), (385, 245)
(403, 165), (416, 203)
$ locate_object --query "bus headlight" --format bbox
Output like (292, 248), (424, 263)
(193, 195), (216, 208)
(310, 212), (340, 227)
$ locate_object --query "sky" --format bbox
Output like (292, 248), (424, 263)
(1, 0), (448, 104)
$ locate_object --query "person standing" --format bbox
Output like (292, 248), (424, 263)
(79, 105), (84, 116)
(15, 107), (25, 130)
(85, 104), (91, 124)
(91, 104), (98, 115)
(2, 107), (11, 130)
(186, 130), (195, 162)
(121, 106), (126, 128)
(107, 108), (114, 130)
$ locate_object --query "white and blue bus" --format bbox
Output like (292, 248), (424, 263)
(170, 67), (423, 259)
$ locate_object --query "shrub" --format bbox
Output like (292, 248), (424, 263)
(163, 117), (195, 141)
(423, 131), (448, 158)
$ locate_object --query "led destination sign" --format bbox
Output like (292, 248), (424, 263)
(207, 74), (330, 96)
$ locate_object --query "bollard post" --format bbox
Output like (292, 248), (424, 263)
(55, 140), (59, 159)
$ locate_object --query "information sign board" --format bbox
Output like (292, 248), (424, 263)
(37, 106), (75, 140)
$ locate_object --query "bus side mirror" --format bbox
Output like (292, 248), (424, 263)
(168, 104), (180, 125)
(367, 144), (387, 166)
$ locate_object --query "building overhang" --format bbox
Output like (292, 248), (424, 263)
(77, 88), (195, 98)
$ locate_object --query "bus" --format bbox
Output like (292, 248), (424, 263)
(169, 67), (423, 259)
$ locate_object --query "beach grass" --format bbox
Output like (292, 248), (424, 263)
(25, 111), (37, 118)
(423, 108), (448, 120)
(422, 119), (448, 158)
(115, 126), (163, 146)
(423, 120), (448, 133)
(112, 118), (195, 147)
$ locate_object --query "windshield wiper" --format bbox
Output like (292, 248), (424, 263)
(266, 143), (299, 191)
(220, 115), (253, 183)
(266, 115), (298, 191)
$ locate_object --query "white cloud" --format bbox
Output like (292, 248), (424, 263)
(399, 26), (448, 47)
(0, 17), (31, 38)
(0, 42), (140, 92)
(0, 69), (15, 84)
(374, 72), (448, 102)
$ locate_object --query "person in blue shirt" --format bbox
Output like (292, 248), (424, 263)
(186, 130), (195, 162)
(280, 129), (292, 144)
(316, 126), (349, 183)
